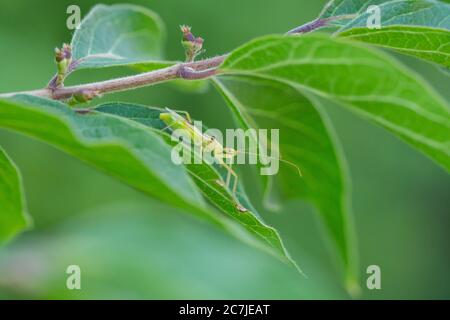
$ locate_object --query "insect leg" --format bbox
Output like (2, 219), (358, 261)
(229, 162), (239, 195)
(174, 110), (193, 123)
(225, 162), (232, 188)
(232, 169), (238, 195)
(221, 163), (246, 212)
(221, 162), (238, 197)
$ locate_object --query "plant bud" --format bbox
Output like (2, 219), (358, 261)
(180, 25), (204, 62)
(54, 44), (73, 87)
(68, 90), (100, 106)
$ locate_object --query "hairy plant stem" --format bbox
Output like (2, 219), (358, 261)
(0, 14), (351, 102)
(287, 18), (331, 34)
(287, 15), (356, 34)
(0, 56), (227, 101)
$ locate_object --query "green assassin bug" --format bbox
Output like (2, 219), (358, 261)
(159, 108), (246, 212)
(159, 108), (302, 213)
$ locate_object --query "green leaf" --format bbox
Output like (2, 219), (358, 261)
(217, 33), (450, 285)
(0, 146), (30, 243)
(339, 26), (450, 68)
(320, 0), (388, 20)
(220, 34), (450, 172)
(319, 1), (450, 67)
(336, 0), (450, 31)
(68, 3), (212, 93)
(0, 96), (297, 269)
(212, 76), (357, 286)
(71, 4), (166, 69)
(321, 0), (450, 29)
(94, 102), (298, 271)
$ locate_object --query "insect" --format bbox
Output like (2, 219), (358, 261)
(159, 108), (302, 213)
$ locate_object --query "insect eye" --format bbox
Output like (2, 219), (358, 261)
(210, 136), (215, 140)
(179, 136), (184, 142)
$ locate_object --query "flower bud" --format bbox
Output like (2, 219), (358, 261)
(68, 90), (100, 106)
(54, 44), (72, 87)
(180, 25), (204, 62)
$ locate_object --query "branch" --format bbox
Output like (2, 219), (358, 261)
(287, 18), (331, 34)
(0, 55), (226, 101)
(0, 14), (351, 101)
(287, 15), (357, 34)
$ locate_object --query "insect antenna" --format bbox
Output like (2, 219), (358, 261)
(160, 122), (177, 133)
(235, 150), (303, 177)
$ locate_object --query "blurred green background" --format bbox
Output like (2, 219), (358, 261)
(0, 0), (449, 299)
